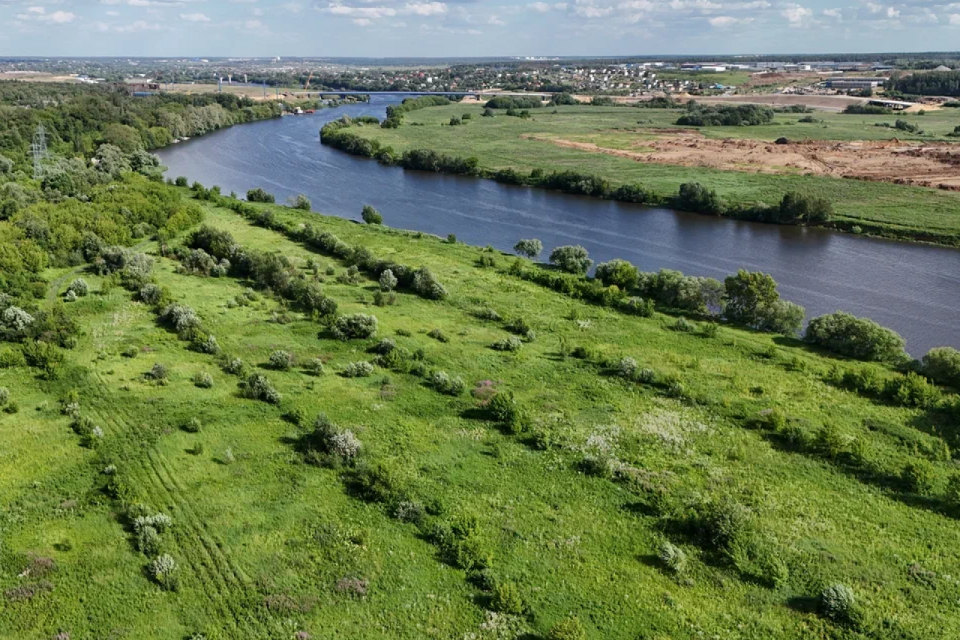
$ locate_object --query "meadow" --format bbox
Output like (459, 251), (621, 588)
(335, 103), (960, 244)
(2, 187), (960, 640)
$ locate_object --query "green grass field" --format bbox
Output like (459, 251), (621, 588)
(336, 104), (960, 244)
(2, 190), (960, 639)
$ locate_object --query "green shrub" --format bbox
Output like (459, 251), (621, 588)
(658, 541), (687, 575)
(513, 238), (543, 259)
(242, 374), (282, 404)
(490, 581), (526, 615)
(546, 616), (586, 640)
(182, 417), (202, 433)
(378, 269), (398, 291)
(487, 391), (526, 433)
(886, 371), (941, 408)
(343, 361), (374, 378)
(150, 554), (179, 591)
(431, 371), (465, 395)
(492, 336), (523, 352)
(901, 460), (936, 495)
(427, 328), (449, 343)
(549, 245), (593, 275)
(332, 314), (378, 340)
(616, 357), (638, 379)
(269, 350), (294, 371)
(246, 187), (275, 203)
(361, 204), (383, 225)
(818, 583), (856, 624)
(806, 312), (906, 362)
(922, 346), (960, 388)
(192, 372), (213, 388)
(67, 278), (89, 297)
(619, 296), (654, 317)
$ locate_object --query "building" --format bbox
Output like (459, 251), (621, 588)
(825, 78), (886, 90)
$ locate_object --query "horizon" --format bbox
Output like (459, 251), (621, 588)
(5, 0), (960, 58)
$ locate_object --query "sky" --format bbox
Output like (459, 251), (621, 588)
(1, 0), (960, 58)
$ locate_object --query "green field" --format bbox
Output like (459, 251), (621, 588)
(334, 104), (960, 244)
(3, 188), (960, 639)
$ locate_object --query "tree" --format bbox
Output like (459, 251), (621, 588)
(594, 259), (639, 291)
(102, 123), (143, 153)
(777, 192), (833, 224)
(289, 194), (311, 210)
(806, 311), (907, 362)
(549, 245), (593, 275)
(922, 346), (960, 388)
(361, 204), (383, 225)
(94, 144), (131, 178)
(246, 187), (275, 203)
(513, 238), (543, 259)
(449, 116), (462, 126)
(723, 270), (779, 326)
(677, 183), (723, 215)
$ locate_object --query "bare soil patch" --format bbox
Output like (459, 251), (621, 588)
(527, 132), (960, 190)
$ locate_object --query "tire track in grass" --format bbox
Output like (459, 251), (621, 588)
(84, 378), (270, 638)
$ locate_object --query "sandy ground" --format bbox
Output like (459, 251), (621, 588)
(526, 130), (960, 190)
(695, 93), (867, 112)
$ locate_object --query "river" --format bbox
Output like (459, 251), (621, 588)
(157, 95), (960, 355)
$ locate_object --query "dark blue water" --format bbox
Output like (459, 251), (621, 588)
(157, 96), (960, 355)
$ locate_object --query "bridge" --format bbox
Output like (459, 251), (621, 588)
(288, 89), (556, 100)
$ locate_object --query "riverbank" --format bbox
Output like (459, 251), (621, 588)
(321, 103), (960, 247)
(5, 177), (959, 638)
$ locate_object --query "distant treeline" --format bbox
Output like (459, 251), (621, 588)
(484, 96), (544, 110)
(320, 116), (832, 228)
(893, 70), (960, 96)
(0, 81), (281, 169)
(382, 95), (456, 128)
(676, 102), (775, 127)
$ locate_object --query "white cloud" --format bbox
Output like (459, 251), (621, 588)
(950, 12), (960, 22)
(529, 1), (567, 11)
(179, 12), (210, 21)
(353, 17), (371, 24)
(114, 19), (161, 32)
(15, 7), (76, 23)
(781, 3), (811, 24)
(403, 2), (446, 16)
(822, 7), (841, 17)
(708, 14), (751, 26)
(487, 13), (505, 23)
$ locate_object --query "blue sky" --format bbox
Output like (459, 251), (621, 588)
(1, 0), (959, 57)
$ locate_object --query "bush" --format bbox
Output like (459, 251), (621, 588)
(290, 193), (311, 210)
(328, 429), (362, 460)
(379, 269), (398, 291)
(332, 314), (378, 340)
(192, 372), (214, 388)
(147, 362), (168, 383)
(432, 371), (465, 395)
(343, 361), (374, 378)
(806, 312), (906, 362)
(490, 581), (526, 615)
(492, 336), (523, 352)
(361, 205), (383, 225)
(269, 350), (294, 370)
(182, 417), (202, 433)
(887, 372), (941, 408)
(616, 357), (639, 379)
(546, 616), (586, 640)
(411, 267), (447, 300)
(677, 102), (774, 127)
(818, 583), (856, 624)
(66, 278), (89, 297)
(246, 187), (275, 203)
(595, 259), (639, 290)
(427, 328), (449, 343)
(901, 460), (936, 495)
(139, 283), (164, 306)
(488, 391), (526, 433)
(150, 554), (179, 591)
(549, 245), (593, 275)
(242, 374), (281, 404)
(922, 346), (960, 388)
(676, 182), (723, 215)
(658, 541), (688, 574)
(513, 238), (543, 259)
(619, 296), (655, 317)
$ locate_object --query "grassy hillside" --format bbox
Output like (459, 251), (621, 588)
(2, 188), (959, 640)
(330, 104), (960, 244)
